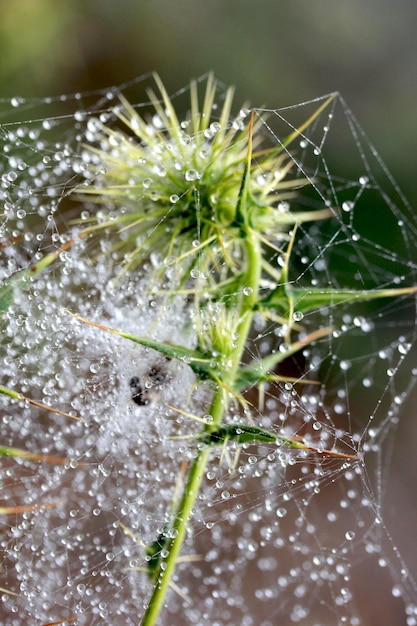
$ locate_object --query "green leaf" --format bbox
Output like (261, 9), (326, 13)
(235, 111), (254, 227)
(199, 423), (276, 445)
(0, 384), (83, 422)
(199, 423), (359, 459)
(65, 311), (215, 379)
(234, 326), (331, 392)
(0, 242), (73, 316)
(116, 331), (214, 377)
(0, 444), (70, 465)
(261, 284), (417, 315)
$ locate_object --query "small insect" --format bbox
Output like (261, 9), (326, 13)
(129, 376), (148, 406)
(129, 358), (172, 406)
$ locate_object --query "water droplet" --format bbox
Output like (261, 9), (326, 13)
(276, 507), (287, 518)
(169, 194), (179, 204)
(153, 164), (166, 177)
(243, 287), (253, 296)
(293, 311), (304, 322)
(342, 201), (354, 212)
(74, 110), (85, 122)
(185, 169), (200, 182)
(398, 342), (411, 355)
(152, 114), (164, 129)
(256, 174), (267, 186)
(277, 201), (290, 213)
(210, 122), (221, 133)
(345, 530), (355, 541)
(11, 96), (26, 107)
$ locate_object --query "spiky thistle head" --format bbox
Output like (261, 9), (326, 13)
(76, 73), (330, 295)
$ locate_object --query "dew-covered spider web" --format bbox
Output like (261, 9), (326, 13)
(1, 75), (417, 626)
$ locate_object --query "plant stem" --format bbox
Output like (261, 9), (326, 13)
(228, 229), (261, 380)
(140, 388), (224, 625)
(141, 230), (261, 625)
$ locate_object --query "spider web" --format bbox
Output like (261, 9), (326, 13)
(1, 76), (417, 626)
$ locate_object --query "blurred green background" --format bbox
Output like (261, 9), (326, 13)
(0, 0), (416, 203)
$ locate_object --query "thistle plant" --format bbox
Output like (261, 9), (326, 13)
(65, 74), (416, 624)
(1, 74), (416, 624)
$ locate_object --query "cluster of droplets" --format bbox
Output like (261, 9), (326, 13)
(0, 235), (203, 623)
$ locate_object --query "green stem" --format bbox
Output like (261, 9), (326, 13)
(140, 389), (224, 625)
(141, 230), (261, 625)
(228, 229), (261, 380)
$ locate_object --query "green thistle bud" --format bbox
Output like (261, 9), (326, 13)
(77, 73), (330, 290)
